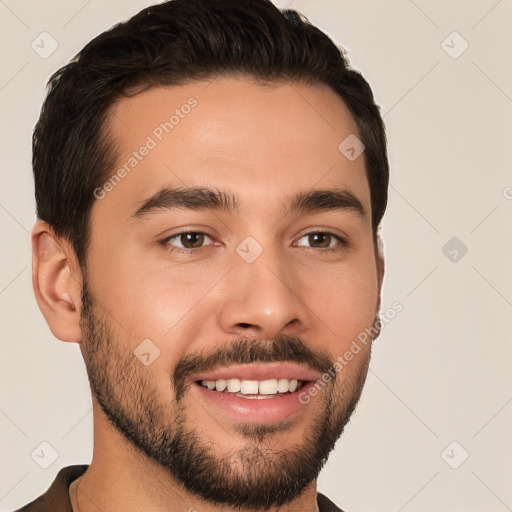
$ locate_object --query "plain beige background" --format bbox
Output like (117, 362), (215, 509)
(1, 1), (511, 511)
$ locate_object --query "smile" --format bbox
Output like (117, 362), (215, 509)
(191, 363), (318, 423)
(199, 378), (305, 398)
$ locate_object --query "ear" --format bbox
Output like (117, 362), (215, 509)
(31, 220), (84, 343)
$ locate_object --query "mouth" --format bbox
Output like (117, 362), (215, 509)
(197, 377), (307, 399)
(190, 363), (318, 423)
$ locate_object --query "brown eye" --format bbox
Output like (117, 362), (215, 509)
(296, 232), (346, 251)
(180, 232), (205, 248)
(163, 231), (213, 251)
(308, 233), (332, 248)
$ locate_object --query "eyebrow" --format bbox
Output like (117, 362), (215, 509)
(131, 186), (239, 218)
(130, 185), (366, 220)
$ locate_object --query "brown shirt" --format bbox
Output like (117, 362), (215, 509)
(14, 465), (345, 512)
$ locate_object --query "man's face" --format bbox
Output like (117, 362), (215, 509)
(80, 77), (382, 508)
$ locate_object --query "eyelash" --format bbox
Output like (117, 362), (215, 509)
(160, 230), (348, 254)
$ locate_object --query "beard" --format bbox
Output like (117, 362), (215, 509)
(79, 278), (372, 510)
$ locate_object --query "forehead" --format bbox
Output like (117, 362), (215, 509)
(92, 77), (370, 225)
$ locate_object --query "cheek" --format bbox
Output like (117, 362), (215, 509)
(97, 256), (228, 342)
(305, 258), (379, 349)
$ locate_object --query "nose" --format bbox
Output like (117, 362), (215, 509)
(217, 247), (310, 340)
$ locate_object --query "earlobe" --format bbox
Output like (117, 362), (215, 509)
(32, 221), (83, 343)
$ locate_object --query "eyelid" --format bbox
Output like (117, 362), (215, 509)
(160, 229), (218, 253)
(294, 230), (349, 249)
(159, 228), (350, 254)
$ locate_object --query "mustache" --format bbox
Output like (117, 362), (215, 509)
(173, 335), (334, 400)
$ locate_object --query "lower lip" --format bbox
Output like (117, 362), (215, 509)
(192, 381), (314, 424)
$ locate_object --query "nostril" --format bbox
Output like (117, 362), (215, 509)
(238, 323), (252, 328)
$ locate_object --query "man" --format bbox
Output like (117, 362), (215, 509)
(19, 0), (388, 510)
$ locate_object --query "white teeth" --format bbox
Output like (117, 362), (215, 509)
(277, 379), (289, 393)
(240, 380), (259, 394)
(202, 380), (216, 390)
(215, 379), (227, 392)
(200, 378), (302, 395)
(259, 379), (278, 395)
(226, 378), (241, 392)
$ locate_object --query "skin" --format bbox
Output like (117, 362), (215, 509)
(32, 77), (384, 512)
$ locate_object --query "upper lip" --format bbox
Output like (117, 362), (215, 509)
(191, 362), (320, 383)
